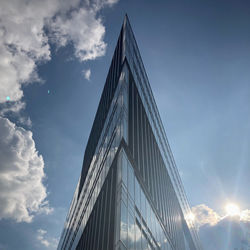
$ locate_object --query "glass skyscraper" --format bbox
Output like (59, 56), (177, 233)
(57, 16), (202, 250)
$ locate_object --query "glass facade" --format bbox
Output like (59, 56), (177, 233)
(57, 15), (202, 250)
(116, 149), (173, 250)
(57, 63), (129, 250)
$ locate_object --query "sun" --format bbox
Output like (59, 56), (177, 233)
(225, 203), (240, 216)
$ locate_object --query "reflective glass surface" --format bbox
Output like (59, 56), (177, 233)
(58, 64), (129, 250)
(117, 150), (173, 250)
(123, 18), (201, 248)
(58, 17), (201, 250)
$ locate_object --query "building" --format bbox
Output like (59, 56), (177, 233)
(57, 15), (202, 250)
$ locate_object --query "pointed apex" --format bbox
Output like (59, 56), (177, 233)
(124, 13), (129, 21)
(123, 14), (130, 28)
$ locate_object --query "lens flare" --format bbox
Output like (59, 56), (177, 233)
(186, 212), (195, 222)
(225, 203), (240, 216)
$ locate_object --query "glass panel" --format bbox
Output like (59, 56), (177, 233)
(145, 199), (150, 227)
(141, 230), (147, 250)
(121, 186), (127, 203)
(128, 212), (135, 250)
(155, 220), (160, 246)
(121, 152), (128, 187)
(148, 206), (152, 236)
(119, 158), (173, 250)
(135, 178), (140, 211)
(162, 238), (168, 250)
(123, 116), (128, 142)
(141, 191), (146, 220)
(117, 152), (122, 184)
(119, 242), (126, 250)
(120, 201), (128, 247)
(135, 223), (141, 250)
(151, 213), (157, 241)
(128, 164), (135, 201)
(159, 228), (164, 249)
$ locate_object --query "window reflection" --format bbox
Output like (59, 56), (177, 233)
(128, 212), (135, 250)
(121, 201), (128, 247)
(122, 154), (128, 187)
(135, 223), (141, 250)
(119, 150), (172, 250)
(128, 164), (134, 201)
(135, 178), (141, 211)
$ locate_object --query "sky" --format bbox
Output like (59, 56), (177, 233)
(0, 0), (250, 249)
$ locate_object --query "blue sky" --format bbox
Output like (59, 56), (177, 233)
(0, 0), (250, 249)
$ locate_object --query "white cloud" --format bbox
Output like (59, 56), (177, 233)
(83, 69), (91, 80)
(192, 204), (220, 227)
(0, 0), (118, 103)
(89, 0), (119, 11)
(19, 116), (32, 128)
(0, 0), (119, 224)
(240, 209), (250, 222)
(0, 101), (32, 128)
(0, 0), (55, 103)
(192, 204), (250, 249)
(192, 204), (250, 227)
(37, 229), (50, 247)
(50, 8), (106, 61)
(0, 117), (52, 222)
(0, 101), (26, 116)
(37, 229), (59, 248)
(199, 217), (250, 249)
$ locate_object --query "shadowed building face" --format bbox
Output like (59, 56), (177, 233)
(57, 15), (202, 250)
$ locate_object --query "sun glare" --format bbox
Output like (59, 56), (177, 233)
(186, 212), (195, 222)
(225, 203), (240, 216)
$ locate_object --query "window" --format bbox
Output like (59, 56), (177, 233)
(135, 178), (140, 211)
(121, 153), (128, 187)
(141, 230), (147, 250)
(128, 164), (134, 201)
(141, 191), (146, 220)
(128, 212), (135, 249)
(135, 223), (141, 250)
(120, 201), (128, 247)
